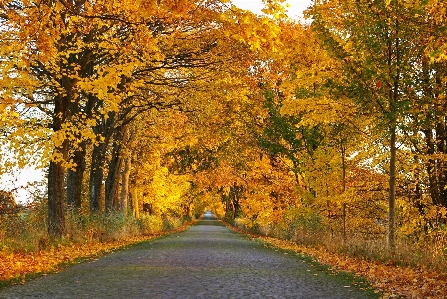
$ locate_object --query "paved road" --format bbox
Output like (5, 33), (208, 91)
(0, 212), (378, 298)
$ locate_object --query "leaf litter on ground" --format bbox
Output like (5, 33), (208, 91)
(0, 219), (197, 288)
(223, 221), (447, 299)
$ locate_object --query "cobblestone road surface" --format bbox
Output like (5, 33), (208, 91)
(0, 212), (378, 298)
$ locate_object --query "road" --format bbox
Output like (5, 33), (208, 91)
(0, 212), (379, 298)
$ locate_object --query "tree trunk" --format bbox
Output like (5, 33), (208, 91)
(105, 150), (123, 212)
(340, 138), (347, 244)
(104, 124), (127, 212)
(120, 157), (131, 214)
(387, 14), (400, 254)
(48, 160), (66, 238)
(48, 87), (71, 237)
(424, 129), (440, 205)
(89, 143), (105, 213)
(66, 86), (95, 212)
(130, 185), (139, 218)
(48, 134), (68, 238)
(388, 125), (397, 254)
(436, 122), (447, 208)
(66, 140), (86, 212)
(89, 113), (115, 213)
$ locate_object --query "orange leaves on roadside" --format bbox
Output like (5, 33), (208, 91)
(0, 219), (198, 284)
(0, 241), (130, 283)
(0, 237), (147, 283)
(257, 236), (447, 299)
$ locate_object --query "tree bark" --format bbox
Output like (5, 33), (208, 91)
(387, 13), (400, 254)
(388, 125), (397, 254)
(130, 185), (139, 218)
(424, 129), (440, 205)
(48, 96), (70, 238)
(66, 140), (86, 212)
(48, 160), (66, 238)
(340, 139), (347, 244)
(120, 157), (131, 213)
(89, 113), (115, 213)
(48, 77), (72, 237)
(104, 122), (129, 212)
(89, 142), (105, 213)
(105, 150), (123, 212)
(435, 122), (447, 207)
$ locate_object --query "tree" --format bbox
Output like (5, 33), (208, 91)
(1, 0), (285, 237)
(310, 0), (428, 252)
(0, 190), (16, 215)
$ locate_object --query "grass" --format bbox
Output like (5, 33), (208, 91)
(259, 238), (380, 297)
(224, 216), (447, 298)
(231, 217), (447, 273)
(0, 207), (193, 254)
(0, 212), (199, 290)
(220, 218), (381, 298)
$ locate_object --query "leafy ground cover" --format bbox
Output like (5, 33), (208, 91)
(223, 221), (447, 299)
(259, 237), (446, 299)
(0, 219), (198, 289)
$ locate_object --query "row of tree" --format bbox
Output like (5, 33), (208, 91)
(2, 0), (447, 256)
(0, 0), (284, 237)
(181, 0), (447, 254)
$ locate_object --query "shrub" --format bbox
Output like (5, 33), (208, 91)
(138, 215), (164, 234)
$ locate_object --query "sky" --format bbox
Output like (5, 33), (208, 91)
(231, 0), (312, 19)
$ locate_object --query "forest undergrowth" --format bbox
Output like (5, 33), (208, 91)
(0, 203), (196, 288)
(224, 218), (447, 299)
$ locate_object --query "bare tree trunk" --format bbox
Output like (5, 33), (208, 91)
(105, 151), (123, 212)
(424, 129), (440, 203)
(105, 124), (128, 212)
(66, 89), (95, 212)
(66, 141), (86, 212)
(89, 113), (115, 213)
(120, 157), (131, 213)
(48, 89), (70, 237)
(341, 139), (347, 244)
(388, 125), (397, 254)
(387, 15), (400, 255)
(89, 143), (105, 213)
(436, 121), (447, 208)
(130, 185), (139, 218)
(48, 120), (68, 237)
(48, 160), (66, 238)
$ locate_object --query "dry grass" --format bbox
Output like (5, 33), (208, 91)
(0, 217), (199, 285)
(226, 218), (447, 298)
(233, 217), (447, 273)
(0, 204), (190, 254)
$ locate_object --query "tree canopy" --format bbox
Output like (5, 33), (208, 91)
(1, 0), (447, 263)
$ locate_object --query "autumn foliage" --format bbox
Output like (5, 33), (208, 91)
(1, 0), (447, 297)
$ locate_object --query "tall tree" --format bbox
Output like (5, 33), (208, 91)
(310, 0), (426, 252)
